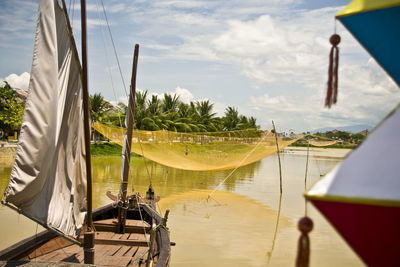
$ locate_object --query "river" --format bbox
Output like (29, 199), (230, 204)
(0, 147), (364, 266)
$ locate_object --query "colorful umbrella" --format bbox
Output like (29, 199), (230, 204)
(337, 0), (400, 86)
(305, 1), (400, 266)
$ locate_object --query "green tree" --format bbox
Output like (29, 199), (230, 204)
(0, 82), (24, 133)
(89, 93), (110, 122)
(92, 91), (260, 133)
(134, 90), (148, 129)
(223, 106), (239, 130)
(351, 133), (365, 144)
(162, 93), (180, 113)
(195, 100), (219, 132)
(248, 116), (258, 129)
(105, 102), (126, 127)
(89, 93), (111, 143)
(147, 95), (161, 116)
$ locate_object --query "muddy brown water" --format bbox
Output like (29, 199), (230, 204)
(0, 147), (364, 266)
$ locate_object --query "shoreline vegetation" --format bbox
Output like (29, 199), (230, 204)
(0, 141), (355, 158)
(89, 141), (355, 156)
(289, 142), (357, 149)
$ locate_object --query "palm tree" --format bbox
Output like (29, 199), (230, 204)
(147, 94), (161, 116)
(196, 100), (215, 119)
(195, 100), (219, 132)
(177, 103), (190, 118)
(223, 106), (239, 130)
(89, 93), (110, 122)
(162, 93), (180, 113)
(134, 90), (148, 129)
(89, 93), (111, 143)
(105, 102), (126, 127)
(248, 116), (258, 129)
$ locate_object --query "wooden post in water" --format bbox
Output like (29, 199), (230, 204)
(80, 0), (94, 264)
(272, 120), (283, 194)
(304, 136), (310, 216)
(117, 44), (139, 234)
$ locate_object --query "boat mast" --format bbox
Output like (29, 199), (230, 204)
(117, 44), (139, 234)
(80, 0), (95, 264)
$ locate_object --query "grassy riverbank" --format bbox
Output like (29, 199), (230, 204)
(289, 143), (357, 149)
(90, 142), (122, 156)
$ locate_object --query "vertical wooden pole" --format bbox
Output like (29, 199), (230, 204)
(272, 120), (283, 194)
(81, 0), (94, 264)
(117, 44), (139, 234)
(304, 136), (310, 216)
(267, 194), (282, 263)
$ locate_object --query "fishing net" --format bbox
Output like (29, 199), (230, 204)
(308, 136), (338, 147)
(93, 122), (302, 171)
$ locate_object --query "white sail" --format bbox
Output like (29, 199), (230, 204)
(3, 0), (87, 238)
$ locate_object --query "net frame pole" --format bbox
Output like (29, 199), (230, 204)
(272, 120), (283, 194)
(117, 44), (139, 234)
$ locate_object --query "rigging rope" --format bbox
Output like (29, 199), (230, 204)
(207, 131), (269, 199)
(95, 0), (124, 135)
(97, 0), (154, 191)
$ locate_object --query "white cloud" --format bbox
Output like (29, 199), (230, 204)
(3, 0), (399, 132)
(173, 86), (194, 103)
(1, 72), (30, 91)
(147, 86), (194, 103)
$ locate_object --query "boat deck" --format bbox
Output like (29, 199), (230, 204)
(18, 219), (154, 267)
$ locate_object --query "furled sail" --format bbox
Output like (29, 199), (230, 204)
(93, 122), (301, 171)
(3, 0), (87, 238)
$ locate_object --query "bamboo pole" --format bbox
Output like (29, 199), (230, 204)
(80, 0), (95, 264)
(272, 120), (283, 194)
(304, 136), (310, 216)
(117, 44), (139, 234)
(267, 194), (282, 263)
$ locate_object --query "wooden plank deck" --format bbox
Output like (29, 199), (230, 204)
(25, 219), (151, 267)
(94, 219), (151, 234)
(0, 261), (94, 266)
(0, 203), (168, 267)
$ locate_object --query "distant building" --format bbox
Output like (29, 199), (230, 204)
(14, 88), (28, 104)
(357, 129), (369, 136)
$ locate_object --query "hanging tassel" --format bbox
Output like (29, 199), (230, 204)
(295, 216), (313, 267)
(325, 34), (341, 108)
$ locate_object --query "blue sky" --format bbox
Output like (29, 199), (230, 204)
(1, 0), (399, 132)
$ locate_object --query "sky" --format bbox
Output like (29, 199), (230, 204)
(1, 0), (399, 133)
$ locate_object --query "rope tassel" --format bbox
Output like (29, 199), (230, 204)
(325, 34), (341, 108)
(295, 216), (313, 267)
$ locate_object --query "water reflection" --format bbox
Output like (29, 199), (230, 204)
(91, 156), (261, 209)
(267, 194), (282, 264)
(158, 189), (292, 267)
(0, 148), (364, 267)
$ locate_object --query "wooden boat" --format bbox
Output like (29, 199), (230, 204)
(0, 0), (171, 266)
(0, 198), (171, 266)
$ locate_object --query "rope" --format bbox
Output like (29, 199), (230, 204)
(135, 194), (151, 248)
(68, 0), (76, 32)
(99, 0), (129, 98)
(207, 132), (269, 199)
(95, 0), (124, 137)
(99, 0), (153, 187)
(96, 3), (155, 245)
